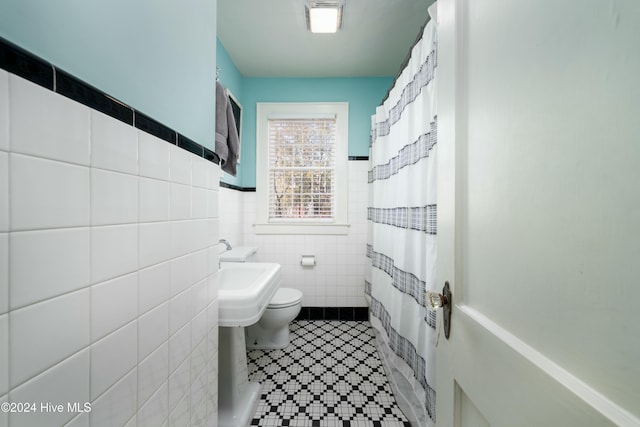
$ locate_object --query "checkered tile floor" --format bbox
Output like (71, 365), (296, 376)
(248, 320), (411, 427)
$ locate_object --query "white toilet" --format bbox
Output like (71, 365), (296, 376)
(219, 246), (303, 350)
(245, 287), (303, 349)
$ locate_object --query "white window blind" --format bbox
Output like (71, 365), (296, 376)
(256, 102), (348, 235)
(268, 117), (336, 221)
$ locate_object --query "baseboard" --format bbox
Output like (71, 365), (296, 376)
(296, 307), (369, 321)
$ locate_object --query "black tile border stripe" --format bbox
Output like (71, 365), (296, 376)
(0, 37), (53, 90)
(203, 147), (217, 163)
(219, 182), (256, 192)
(56, 68), (134, 125)
(295, 306), (369, 321)
(135, 111), (176, 145)
(178, 134), (204, 157)
(0, 36), (220, 165)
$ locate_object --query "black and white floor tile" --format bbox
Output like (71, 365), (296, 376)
(248, 320), (411, 427)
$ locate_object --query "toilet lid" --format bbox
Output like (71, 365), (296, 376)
(268, 288), (303, 308)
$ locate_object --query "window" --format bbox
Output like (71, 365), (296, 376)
(268, 117), (335, 221)
(256, 102), (349, 234)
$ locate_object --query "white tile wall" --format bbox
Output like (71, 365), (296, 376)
(90, 322), (137, 399)
(138, 341), (169, 406)
(139, 221), (172, 268)
(0, 71), (9, 152)
(10, 228), (90, 308)
(193, 187), (208, 219)
(0, 394), (8, 427)
(66, 412), (90, 427)
(169, 356), (191, 415)
(139, 176), (170, 222)
(191, 308), (209, 350)
(90, 110), (138, 175)
(139, 261), (171, 315)
(10, 289), (90, 388)
(0, 152), (8, 232)
(220, 161), (370, 308)
(90, 369), (137, 426)
(90, 273), (138, 341)
(91, 168), (139, 225)
(169, 323), (192, 374)
(206, 321), (219, 422)
(192, 278), (209, 317)
(170, 182), (192, 220)
(170, 144), (193, 185)
(218, 187), (244, 246)
(171, 253), (195, 297)
(190, 341), (208, 414)
(170, 393), (191, 426)
(138, 301), (170, 361)
(10, 153), (90, 230)
(0, 234), (9, 313)
(192, 156), (210, 189)
(192, 403), (207, 427)
(138, 381), (169, 426)
(9, 349), (90, 427)
(90, 224), (138, 283)
(207, 188), (219, 221)
(170, 219), (211, 260)
(139, 132), (170, 181)
(10, 75), (90, 166)
(0, 314), (7, 396)
(170, 288), (192, 335)
(1, 72), (219, 426)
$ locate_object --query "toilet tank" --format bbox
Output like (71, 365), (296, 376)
(219, 246), (258, 262)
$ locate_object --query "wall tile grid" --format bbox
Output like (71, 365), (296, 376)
(219, 161), (369, 308)
(0, 69), (221, 426)
(218, 187), (243, 247)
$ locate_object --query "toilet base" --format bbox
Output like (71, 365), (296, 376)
(246, 323), (292, 350)
(245, 289), (302, 350)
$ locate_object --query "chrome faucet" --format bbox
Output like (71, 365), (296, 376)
(218, 239), (232, 270)
(218, 239), (232, 251)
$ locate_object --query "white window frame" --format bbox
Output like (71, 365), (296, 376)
(255, 102), (349, 235)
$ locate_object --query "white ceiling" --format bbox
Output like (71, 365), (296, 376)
(217, 0), (434, 78)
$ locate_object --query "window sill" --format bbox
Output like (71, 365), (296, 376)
(253, 223), (350, 235)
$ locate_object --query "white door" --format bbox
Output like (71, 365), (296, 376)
(435, 0), (640, 425)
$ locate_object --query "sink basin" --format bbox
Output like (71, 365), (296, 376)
(218, 262), (281, 327)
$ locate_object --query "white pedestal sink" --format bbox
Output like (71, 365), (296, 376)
(218, 262), (281, 427)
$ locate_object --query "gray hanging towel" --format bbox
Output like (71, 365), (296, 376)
(215, 81), (240, 176)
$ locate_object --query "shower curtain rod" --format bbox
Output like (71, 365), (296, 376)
(380, 13), (432, 105)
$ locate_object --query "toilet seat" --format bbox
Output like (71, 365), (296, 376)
(268, 288), (303, 309)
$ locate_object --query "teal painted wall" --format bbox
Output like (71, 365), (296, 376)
(217, 39), (243, 103)
(240, 77), (392, 187)
(216, 40), (392, 188)
(0, 0), (218, 149)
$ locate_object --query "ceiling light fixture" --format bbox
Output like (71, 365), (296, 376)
(305, 1), (343, 33)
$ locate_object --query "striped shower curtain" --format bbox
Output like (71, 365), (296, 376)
(366, 5), (437, 425)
